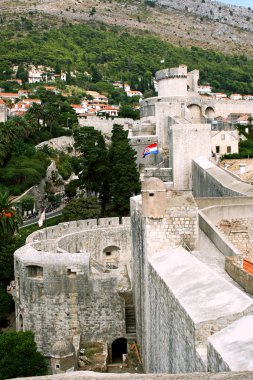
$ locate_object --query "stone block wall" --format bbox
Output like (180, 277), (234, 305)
(146, 264), (206, 373)
(78, 117), (133, 134)
(14, 248), (126, 357)
(131, 194), (200, 372)
(131, 193), (253, 375)
(27, 217), (130, 244)
(217, 218), (253, 261)
(192, 157), (253, 198)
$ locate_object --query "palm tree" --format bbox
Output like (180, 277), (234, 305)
(0, 192), (22, 240)
(27, 103), (45, 128)
(44, 104), (60, 133)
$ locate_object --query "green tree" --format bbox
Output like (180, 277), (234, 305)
(19, 195), (35, 214)
(0, 331), (47, 380)
(108, 124), (141, 216)
(73, 127), (109, 211)
(65, 179), (80, 198)
(26, 103), (44, 129)
(90, 64), (102, 82)
(16, 63), (28, 83)
(0, 192), (22, 246)
(118, 105), (140, 120)
(62, 196), (102, 221)
(0, 284), (14, 326)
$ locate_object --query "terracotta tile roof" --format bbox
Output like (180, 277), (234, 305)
(0, 92), (19, 97)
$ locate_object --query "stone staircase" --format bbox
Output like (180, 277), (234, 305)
(125, 305), (136, 340)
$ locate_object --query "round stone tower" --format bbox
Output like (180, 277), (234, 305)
(155, 64), (188, 97)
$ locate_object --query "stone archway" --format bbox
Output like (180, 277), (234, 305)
(187, 104), (202, 122)
(111, 338), (127, 363)
(102, 245), (120, 269)
(205, 106), (215, 119)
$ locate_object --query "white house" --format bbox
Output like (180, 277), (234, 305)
(96, 106), (119, 117)
(28, 69), (47, 83)
(214, 92), (227, 99)
(211, 130), (239, 155)
(243, 95), (253, 100)
(230, 94), (243, 101)
(198, 85), (212, 94)
(126, 90), (143, 98)
(86, 91), (108, 104)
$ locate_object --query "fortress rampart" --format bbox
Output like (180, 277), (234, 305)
(192, 157), (253, 198)
(14, 217), (131, 357)
(131, 190), (253, 374)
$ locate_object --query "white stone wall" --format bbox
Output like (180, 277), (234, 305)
(169, 124), (211, 190)
(131, 194), (253, 374)
(78, 116), (133, 134)
(207, 316), (253, 372)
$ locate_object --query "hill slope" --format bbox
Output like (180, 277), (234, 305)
(1, 0), (253, 57)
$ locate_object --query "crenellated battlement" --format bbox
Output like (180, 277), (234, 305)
(26, 217), (130, 244)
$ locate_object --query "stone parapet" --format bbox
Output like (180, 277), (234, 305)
(8, 371), (253, 380)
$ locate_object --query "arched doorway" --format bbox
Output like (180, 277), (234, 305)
(111, 338), (127, 363)
(187, 104), (202, 122)
(102, 245), (120, 269)
(205, 106), (215, 119)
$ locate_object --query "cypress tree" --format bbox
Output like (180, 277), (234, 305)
(73, 127), (109, 212)
(109, 124), (141, 216)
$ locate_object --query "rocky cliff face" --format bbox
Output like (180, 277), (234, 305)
(158, 0), (253, 32)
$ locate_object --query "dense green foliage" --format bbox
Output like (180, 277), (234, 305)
(62, 196), (102, 221)
(72, 124), (140, 216)
(0, 285), (14, 326)
(73, 127), (109, 211)
(65, 179), (81, 199)
(0, 89), (75, 196)
(0, 20), (253, 94)
(0, 331), (47, 380)
(0, 192), (22, 246)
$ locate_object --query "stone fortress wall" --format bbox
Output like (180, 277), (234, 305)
(192, 157), (253, 198)
(9, 370), (253, 380)
(78, 116), (133, 135)
(12, 63), (253, 378)
(14, 217), (131, 357)
(130, 64), (253, 374)
(131, 183), (253, 374)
